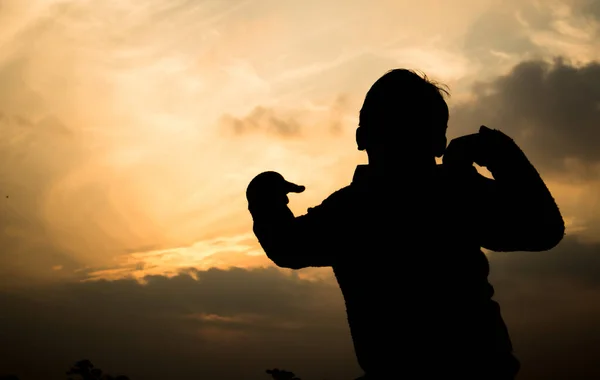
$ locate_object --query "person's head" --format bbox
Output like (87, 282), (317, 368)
(356, 69), (449, 168)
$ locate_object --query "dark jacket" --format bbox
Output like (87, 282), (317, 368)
(248, 143), (564, 379)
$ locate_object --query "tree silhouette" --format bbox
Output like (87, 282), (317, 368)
(4, 360), (307, 380)
(266, 368), (301, 380)
(66, 359), (130, 380)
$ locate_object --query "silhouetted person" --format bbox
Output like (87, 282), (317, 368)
(246, 69), (564, 379)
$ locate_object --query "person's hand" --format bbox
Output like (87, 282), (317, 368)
(442, 132), (482, 169)
(246, 171), (305, 206)
(443, 126), (517, 169)
(476, 125), (520, 169)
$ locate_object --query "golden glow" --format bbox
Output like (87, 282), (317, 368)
(1, 0), (598, 283)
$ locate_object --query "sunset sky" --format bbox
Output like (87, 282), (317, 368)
(2, 0), (600, 379)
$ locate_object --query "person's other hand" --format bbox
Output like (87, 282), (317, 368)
(443, 132), (481, 169)
(246, 171), (305, 206)
(476, 125), (520, 168)
(443, 126), (517, 169)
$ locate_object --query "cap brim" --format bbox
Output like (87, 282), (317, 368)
(285, 182), (305, 193)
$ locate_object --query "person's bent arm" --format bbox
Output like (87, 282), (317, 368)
(474, 135), (565, 252)
(247, 172), (348, 269)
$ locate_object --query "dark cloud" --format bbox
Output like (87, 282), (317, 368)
(490, 236), (600, 289)
(0, 267), (358, 380)
(488, 237), (600, 379)
(450, 57), (600, 177)
(573, 0), (600, 22)
(219, 93), (355, 138)
(2, 240), (600, 379)
(220, 106), (301, 137)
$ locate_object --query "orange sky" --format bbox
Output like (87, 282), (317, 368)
(5, 2), (600, 380)
(1, 0), (599, 285)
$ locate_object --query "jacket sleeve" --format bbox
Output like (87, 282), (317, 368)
(248, 188), (350, 269)
(472, 145), (565, 252)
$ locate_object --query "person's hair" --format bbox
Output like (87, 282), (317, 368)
(359, 68), (450, 131)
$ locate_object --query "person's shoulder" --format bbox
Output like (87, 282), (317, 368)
(307, 185), (355, 213)
(323, 185), (355, 205)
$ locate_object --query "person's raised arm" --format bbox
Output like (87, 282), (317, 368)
(246, 171), (347, 269)
(444, 126), (565, 252)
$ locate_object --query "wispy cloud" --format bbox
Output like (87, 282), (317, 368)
(2, 0), (599, 285)
(220, 106), (301, 136)
(81, 233), (270, 282)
